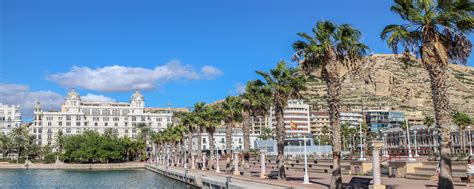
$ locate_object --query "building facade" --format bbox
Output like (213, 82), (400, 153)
(269, 100), (311, 135)
(365, 110), (405, 132)
(340, 112), (364, 128)
(30, 89), (173, 146)
(309, 112), (329, 136)
(0, 103), (22, 135)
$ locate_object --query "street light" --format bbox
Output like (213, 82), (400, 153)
(358, 122), (366, 161)
(405, 119), (415, 161)
(468, 126), (473, 156)
(303, 134), (310, 184)
(216, 146), (220, 173)
(317, 138), (321, 158)
(413, 129), (419, 157)
(383, 133), (389, 157)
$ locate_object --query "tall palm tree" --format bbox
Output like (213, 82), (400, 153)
(256, 61), (306, 180)
(10, 126), (30, 164)
(177, 112), (195, 167)
(193, 102), (206, 165)
(150, 131), (163, 164)
(381, 1), (473, 187)
(452, 112), (473, 153)
(201, 105), (224, 170)
(220, 96), (244, 171)
(241, 79), (271, 176)
(423, 116), (437, 154)
(293, 20), (368, 188)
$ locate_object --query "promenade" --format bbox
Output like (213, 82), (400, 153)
(146, 161), (472, 189)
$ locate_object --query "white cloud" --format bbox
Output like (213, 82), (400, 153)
(81, 93), (116, 103)
(0, 83), (64, 118)
(201, 65), (224, 79)
(230, 82), (246, 95)
(47, 60), (224, 92)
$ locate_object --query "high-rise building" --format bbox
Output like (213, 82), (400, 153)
(365, 110), (405, 132)
(269, 100), (311, 135)
(340, 112), (364, 128)
(30, 89), (173, 146)
(309, 111), (329, 136)
(0, 103), (22, 135)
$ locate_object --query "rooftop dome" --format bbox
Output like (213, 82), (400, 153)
(131, 90), (144, 101)
(66, 88), (81, 100)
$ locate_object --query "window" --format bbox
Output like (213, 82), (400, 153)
(132, 128), (136, 133)
(47, 129), (52, 133)
(125, 122), (128, 127)
(66, 128), (71, 133)
(58, 122), (62, 126)
(125, 129), (129, 133)
(94, 122), (98, 126)
(203, 138), (207, 143)
(66, 122), (71, 126)
(132, 116), (136, 121)
(114, 122), (118, 126)
(66, 115), (71, 120)
(76, 122), (81, 126)
(105, 122), (108, 126)
(84, 122), (88, 126)
(221, 138), (224, 143)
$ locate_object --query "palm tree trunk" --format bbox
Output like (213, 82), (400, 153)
(188, 130), (193, 165)
(225, 122), (233, 172)
(243, 114), (251, 176)
(208, 130), (215, 170)
(326, 77), (343, 189)
(197, 125), (202, 164)
(422, 43), (453, 189)
(275, 105), (286, 180)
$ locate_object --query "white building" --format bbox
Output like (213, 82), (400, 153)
(340, 112), (364, 128)
(0, 103), (22, 135)
(188, 128), (259, 152)
(30, 89), (173, 146)
(269, 100), (311, 135)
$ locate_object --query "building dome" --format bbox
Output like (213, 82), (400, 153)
(131, 90), (144, 101)
(66, 88), (81, 100)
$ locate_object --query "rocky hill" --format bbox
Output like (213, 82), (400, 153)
(302, 54), (474, 116)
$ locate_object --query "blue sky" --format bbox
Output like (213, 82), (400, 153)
(1, 0), (473, 116)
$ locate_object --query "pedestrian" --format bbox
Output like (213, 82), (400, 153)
(467, 156), (474, 188)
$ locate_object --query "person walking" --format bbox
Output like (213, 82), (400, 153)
(467, 157), (474, 188)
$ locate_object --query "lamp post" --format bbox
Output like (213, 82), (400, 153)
(299, 140), (302, 158)
(468, 126), (473, 156)
(317, 138), (321, 158)
(216, 146), (220, 173)
(405, 119), (415, 161)
(413, 130), (419, 157)
(383, 133), (389, 157)
(303, 134), (310, 184)
(359, 122), (365, 161)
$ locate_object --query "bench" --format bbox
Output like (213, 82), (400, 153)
(342, 177), (372, 189)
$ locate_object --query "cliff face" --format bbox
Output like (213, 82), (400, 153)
(302, 54), (474, 116)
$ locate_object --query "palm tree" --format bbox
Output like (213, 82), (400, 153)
(341, 123), (351, 151)
(258, 127), (274, 140)
(177, 112), (195, 167)
(0, 134), (10, 158)
(256, 61), (306, 180)
(400, 121), (411, 155)
(9, 126), (30, 164)
(381, 1), (473, 187)
(241, 79), (271, 176)
(150, 131), (163, 164)
(452, 112), (473, 153)
(201, 105), (224, 170)
(293, 20), (368, 188)
(220, 96), (244, 172)
(135, 123), (152, 160)
(193, 102), (206, 166)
